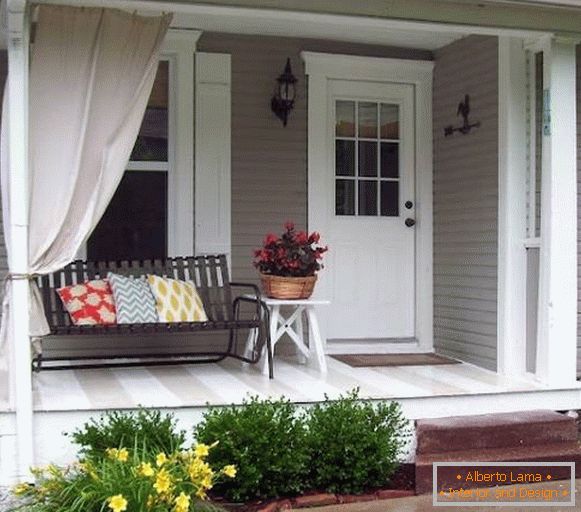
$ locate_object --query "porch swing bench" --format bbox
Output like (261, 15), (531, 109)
(33, 254), (274, 378)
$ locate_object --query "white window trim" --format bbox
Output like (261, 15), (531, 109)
(301, 51), (434, 352)
(161, 28), (200, 257)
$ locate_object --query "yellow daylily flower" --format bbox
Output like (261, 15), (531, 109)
(153, 468), (172, 494)
(80, 462), (99, 480)
(223, 465), (237, 478)
(137, 462), (155, 477)
(195, 488), (207, 500)
(194, 443), (210, 458)
(201, 474), (213, 490)
(188, 458), (213, 483)
(12, 483), (31, 496)
(107, 494), (128, 512)
(105, 448), (118, 460)
(105, 447), (129, 462)
(174, 492), (191, 512)
(116, 448), (129, 462)
(156, 452), (168, 467)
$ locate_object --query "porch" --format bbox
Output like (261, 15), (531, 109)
(22, 358), (562, 415)
(3, 354), (580, 476)
(2, 0), (581, 486)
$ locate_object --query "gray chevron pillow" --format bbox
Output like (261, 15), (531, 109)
(107, 272), (158, 324)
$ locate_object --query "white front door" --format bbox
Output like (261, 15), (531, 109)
(321, 80), (416, 341)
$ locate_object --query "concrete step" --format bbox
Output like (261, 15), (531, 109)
(415, 441), (581, 494)
(416, 410), (576, 454)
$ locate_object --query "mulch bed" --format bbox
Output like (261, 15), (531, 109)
(216, 464), (416, 512)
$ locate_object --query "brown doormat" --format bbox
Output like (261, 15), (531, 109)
(331, 353), (460, 367)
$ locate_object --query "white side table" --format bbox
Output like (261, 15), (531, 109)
(246, 297), (330, 375)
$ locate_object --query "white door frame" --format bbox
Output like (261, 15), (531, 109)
(302, 52), (434, 353)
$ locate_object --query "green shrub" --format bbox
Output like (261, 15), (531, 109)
(69, 409), (186, 459)
(305, 389), (409, 494)
(11, 445), (232, 512)
(193, 397), (309, 502)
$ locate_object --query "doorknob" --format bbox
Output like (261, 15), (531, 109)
(405, 218), (416, 227)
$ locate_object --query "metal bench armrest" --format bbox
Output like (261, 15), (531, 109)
(230, 282), (263, 321)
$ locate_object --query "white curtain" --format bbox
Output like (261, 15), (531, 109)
(0, 5), (172, 368)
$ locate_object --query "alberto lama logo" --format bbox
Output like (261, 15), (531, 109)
(465, 469), (545, 484)
(433, 462), (575, 507)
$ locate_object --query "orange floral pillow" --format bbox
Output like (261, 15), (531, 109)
(57, 279), (117, 325)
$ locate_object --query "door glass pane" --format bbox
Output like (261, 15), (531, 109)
(336, 140), (355, 176)
(87, 171), (168, 260)
(380, 142), (399, 178)
(380, 181), (399, 217)
(358, 141), (377, 177)
(380, 104), (399, 139)
(358, 102), (377, 138)
(336, 179), (355, 215)
(130, 61), (169, 161)
(358, 181), (377, 216)
(336, 101), (355, 137)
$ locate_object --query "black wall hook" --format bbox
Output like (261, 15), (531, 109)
(444, 94), (481, 136)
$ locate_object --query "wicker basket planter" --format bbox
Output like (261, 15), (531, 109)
(260, 274), (317, 300)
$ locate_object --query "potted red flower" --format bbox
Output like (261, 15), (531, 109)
(254, 222), (328, 299)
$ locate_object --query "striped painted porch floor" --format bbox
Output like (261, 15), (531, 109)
(23, 356), (544, 413)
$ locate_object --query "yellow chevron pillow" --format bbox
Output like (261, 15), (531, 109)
(146, 275), (208, 323)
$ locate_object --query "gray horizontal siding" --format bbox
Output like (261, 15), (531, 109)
(432, 35), (499, 371)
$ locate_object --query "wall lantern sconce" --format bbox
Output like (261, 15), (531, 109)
(271, 58), (297, 126)
(444, 94), (481, 136)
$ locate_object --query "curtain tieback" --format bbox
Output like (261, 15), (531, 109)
(2, 273), (39, 289)
(6, 273), (37, 280)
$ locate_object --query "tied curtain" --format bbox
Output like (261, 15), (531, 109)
(0, 5), (172, 369)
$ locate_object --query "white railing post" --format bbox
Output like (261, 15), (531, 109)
(6, 0), (33, 481)
(536, 38), (578, 387)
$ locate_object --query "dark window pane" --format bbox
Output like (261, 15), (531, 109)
(336, 140), (355, 176)
(380, 104), (399, 139)
(336, 101), (355, 137)
(358, 102), (378, 138)
(358, 141), (377, 177)
(380, 142), (399, 178)
(381, 181), (399, 217)
(131, 61), (168, 161)
(336, 179), (355, 216)
(88, 171), (167, 260)
(358, 181), (377, 216)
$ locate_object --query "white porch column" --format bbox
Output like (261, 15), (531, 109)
(497, 37), (528, 377)
(536, 38), (578, 387)
(6, 0), (33, 480)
